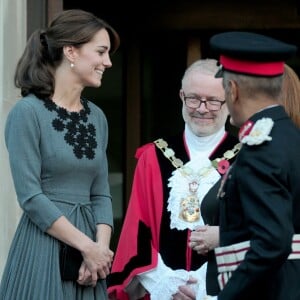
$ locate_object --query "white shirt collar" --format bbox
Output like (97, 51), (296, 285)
(184, 124), (226, 160)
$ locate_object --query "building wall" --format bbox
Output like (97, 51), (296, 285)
(0, 0), (26, 278)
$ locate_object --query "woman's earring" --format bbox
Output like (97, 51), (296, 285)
(70, 63), (74, 68)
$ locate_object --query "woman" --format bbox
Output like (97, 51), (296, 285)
(0, 9), (119, 300)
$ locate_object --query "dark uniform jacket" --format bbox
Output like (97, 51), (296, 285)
(217, 105), (300, 300)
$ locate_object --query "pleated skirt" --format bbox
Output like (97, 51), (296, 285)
(0, 199), (108, 300)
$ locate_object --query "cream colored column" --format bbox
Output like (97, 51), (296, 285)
(0, 0), (26, 278)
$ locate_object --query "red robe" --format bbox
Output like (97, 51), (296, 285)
(108, 142), (163, 299)
(107, 132), (238, 299)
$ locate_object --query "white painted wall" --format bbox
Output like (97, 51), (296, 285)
(0, 0), (26, 278)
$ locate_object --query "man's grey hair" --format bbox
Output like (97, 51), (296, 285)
(223, 71), (283, 99)
(181, 59), (219, 88)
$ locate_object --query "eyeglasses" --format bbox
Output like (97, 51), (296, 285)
(182, 92), (225, 111)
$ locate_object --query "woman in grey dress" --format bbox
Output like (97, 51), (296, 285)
(0, 9), (120, 300)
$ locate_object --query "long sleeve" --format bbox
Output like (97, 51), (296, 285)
(5, 99), (63, 232)
(90, 106), (113, 227)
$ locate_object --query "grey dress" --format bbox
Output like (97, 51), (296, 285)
(0, 94), (113, 300)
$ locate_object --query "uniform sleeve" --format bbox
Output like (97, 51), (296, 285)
(5, 100), (63, 232)
(90, 108), (113, 227)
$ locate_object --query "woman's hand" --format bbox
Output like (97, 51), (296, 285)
(77, 261), (96, 287)
(79, 241), (114, 285)
(94, 242), (114, 279)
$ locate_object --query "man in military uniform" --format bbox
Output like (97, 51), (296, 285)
(205, 32), (300, 300)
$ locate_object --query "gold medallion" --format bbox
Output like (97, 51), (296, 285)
(179, 180), (200, 222)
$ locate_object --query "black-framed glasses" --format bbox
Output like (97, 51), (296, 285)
(182, 92), (225, 111)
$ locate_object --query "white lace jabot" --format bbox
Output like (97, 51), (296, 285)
(167, 156), (221, 230)
(166, 125), (225, 231)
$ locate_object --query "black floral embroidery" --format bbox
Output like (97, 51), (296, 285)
(52, 118), (65, 131)
(43, 98), (97, 159)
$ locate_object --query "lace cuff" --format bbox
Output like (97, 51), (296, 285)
(137, 254), (191, 299)
(138, 255), (208, 300)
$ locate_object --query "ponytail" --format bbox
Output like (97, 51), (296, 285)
(14, 29), (55, 99)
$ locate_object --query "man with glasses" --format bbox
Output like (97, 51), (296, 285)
(182, 93), (226, 111)
(108, 59), (240, 300)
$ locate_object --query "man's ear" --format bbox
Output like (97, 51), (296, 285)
(229, 80), (239, 103)
(179, 89), (185, 103)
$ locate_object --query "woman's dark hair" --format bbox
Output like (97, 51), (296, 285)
(14, 9), (120, 100)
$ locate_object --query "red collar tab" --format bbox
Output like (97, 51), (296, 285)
(238, 120), (254, 141)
